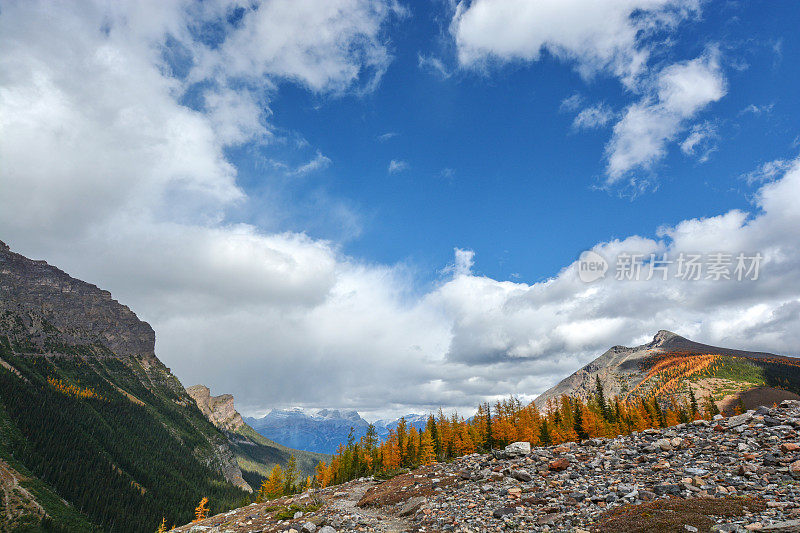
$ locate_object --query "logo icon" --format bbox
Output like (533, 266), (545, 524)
(577, 250), (608, 283)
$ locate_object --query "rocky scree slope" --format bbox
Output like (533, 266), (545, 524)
(0, 240), (252, 532)
(174, 400), (800, 533)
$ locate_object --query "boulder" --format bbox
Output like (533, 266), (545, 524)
(510, 469), (532, 482)
(790, 460), (800, 479)
(504, 442), (531, 456)
(493, 507), (517, 519)
(398, 496), (426, 517)
(655, 438), (673, 451)
(726, 413), (753, 428)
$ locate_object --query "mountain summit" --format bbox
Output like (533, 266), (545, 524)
(534, 330), (800, 411)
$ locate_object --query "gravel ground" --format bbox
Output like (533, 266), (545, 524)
(173, 400), (800, 533)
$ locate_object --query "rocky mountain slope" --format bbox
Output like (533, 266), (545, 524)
(245, 409), (428, 455)
(187, 385), (329, 483)
(0, 241), (254, 532)
(174, 400), (800, 533)
(535, 330), (800, 412)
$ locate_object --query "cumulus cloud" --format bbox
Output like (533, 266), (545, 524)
(3, 0), (800, 421)
(193, 0), (399, 94)
(605, 51), (726, 182)
(450, 0), (725, 188)
(451, 0), (700, 84)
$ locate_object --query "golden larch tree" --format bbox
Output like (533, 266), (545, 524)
(193, 497), (209, 523)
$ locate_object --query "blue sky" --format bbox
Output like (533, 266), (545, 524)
(225, 0), (799, 288)
(2, 0), (800, 418)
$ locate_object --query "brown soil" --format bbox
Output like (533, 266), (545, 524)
(357, 465), (459, 508)
(718, 386), (800, 415)
(593, 496), (767, 533)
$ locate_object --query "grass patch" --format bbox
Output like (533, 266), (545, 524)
(373, 467), (409, 481)
(272, 503), (323, 520)
(692, 356), (766, 386)
(593, 496), (767, 533)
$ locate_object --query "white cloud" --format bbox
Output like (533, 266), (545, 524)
(742, 158), (794, 185)
(560, 93), (584, 112)
(439, 168), (456, 182)
(450, 0), (725, 188)
(203, 86), (270, 146)
(377, 132), (398, 142)
(451, 0), (700, 85)
(573, 103), (615, 129)
(193, 0), (398, 94)
(388, 159), (409, 173)
(418, 54), (453, 79)
(292, 151), (333, 176)
(3, 1), (800, 421)
(680, 121), (718, 162)
(605, 51), (726, 182)
(739, 103), (774, 116)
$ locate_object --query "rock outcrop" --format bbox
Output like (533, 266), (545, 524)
(187, 384), (245, 432)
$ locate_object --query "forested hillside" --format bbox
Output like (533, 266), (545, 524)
(0, 242), (253, 532)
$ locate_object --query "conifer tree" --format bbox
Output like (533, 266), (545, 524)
(595, 376), (611, 421)
(539, 419), (552, 446)
(258, 465), (285, 502)
(485, 403), (494, 451)
(426, 415), (441, 458)
(688, 387), (699, 417)
(193, 497), (209, 523)
(419, 430), (436, 465)
(573, 401), (588, 441)
(284, 454), (298, 495)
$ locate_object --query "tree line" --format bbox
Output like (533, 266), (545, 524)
(313, 378), (720, 487)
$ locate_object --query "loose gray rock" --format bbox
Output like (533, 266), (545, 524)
(398, 496), (426, 517)
(492, 507), (516, 518)
(504, 441), (531, 456)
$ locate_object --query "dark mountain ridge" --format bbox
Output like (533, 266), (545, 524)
(0, 241), (253, 531)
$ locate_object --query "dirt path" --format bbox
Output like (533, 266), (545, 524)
(326, 480), (415, 532)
